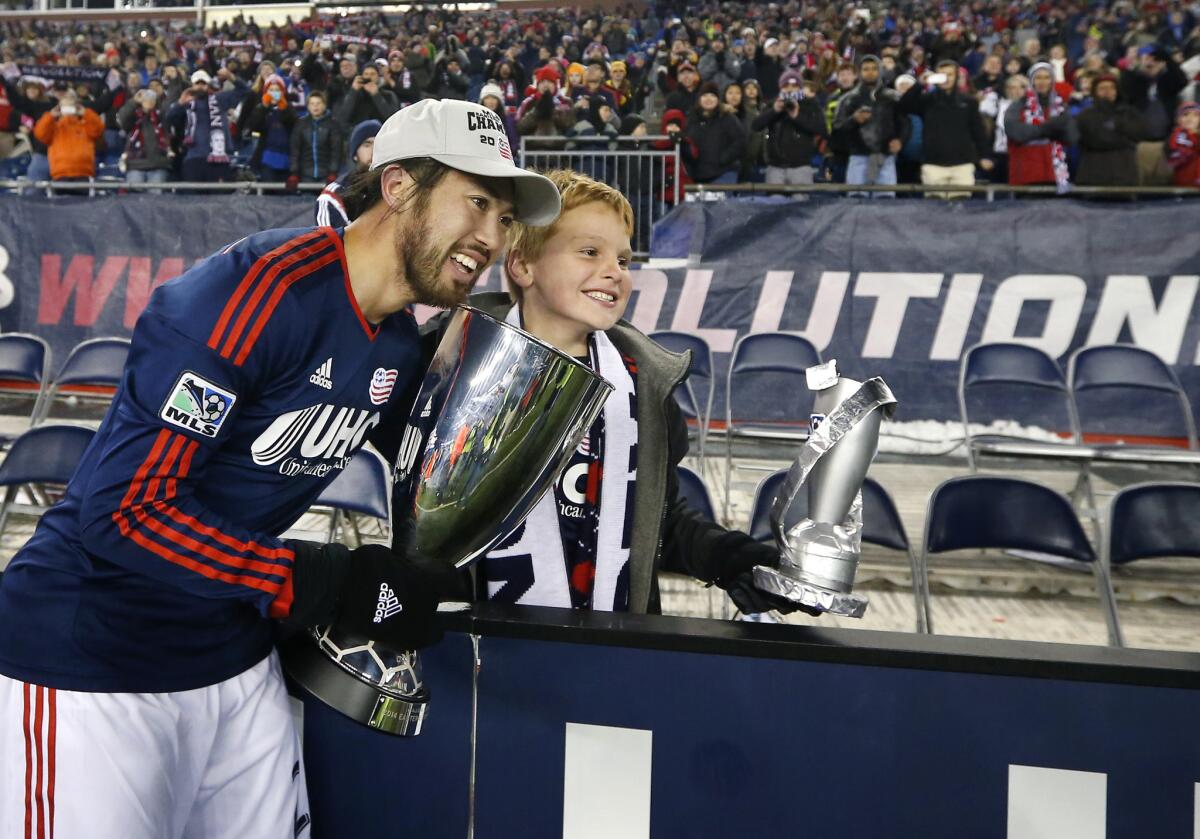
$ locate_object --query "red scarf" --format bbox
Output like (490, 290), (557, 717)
(127, 108), (170, 160)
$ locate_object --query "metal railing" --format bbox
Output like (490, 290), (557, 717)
(684, 182), (1200, 201)
(519, 136), (682, 257)
(0, 178), (328, 197)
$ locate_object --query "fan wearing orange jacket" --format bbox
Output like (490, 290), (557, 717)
(33, 89), (104, 181)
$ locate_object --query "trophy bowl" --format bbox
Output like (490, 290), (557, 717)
(283, 306), (613, 734)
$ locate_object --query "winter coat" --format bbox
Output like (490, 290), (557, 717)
(1075, 100), (1143, 187)
(1168, 128), (1200, 187)
(3, 79), (55, 155)
(652, 109), (696, 203)
(752, 98), (827, 167)
(833, 82), (908, 156)
(1004, 92), (1078, 185)
(241, 102), (297, 171)
(683, 107), (746, 182)
(33, 108), (104, 180)
(290, 113), (346, 181)
(898, 85), (990, 166)
(117, 99), (172, 171)
(1120, 63), (1187, 140)
(516, 91), (574, 141)
(334, 86), (399, 127)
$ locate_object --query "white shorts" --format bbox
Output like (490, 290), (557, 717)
(0, 652), (309, 839)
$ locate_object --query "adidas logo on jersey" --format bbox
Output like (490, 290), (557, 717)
(374, 583), (403, 623)
(309, 358), (334, 390)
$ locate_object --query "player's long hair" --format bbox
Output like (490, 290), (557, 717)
(340, 157), (449, 223)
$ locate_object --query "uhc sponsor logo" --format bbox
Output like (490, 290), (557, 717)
(251, 403), (381, 475)
(160, 371), (236, 438)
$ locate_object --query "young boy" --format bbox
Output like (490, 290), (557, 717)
(1167, 103), (1200, 188)
(425, 170), (796, 615)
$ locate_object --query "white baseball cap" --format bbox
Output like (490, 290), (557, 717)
(371, 99), (561, 226)
(190, 69), (213, 85)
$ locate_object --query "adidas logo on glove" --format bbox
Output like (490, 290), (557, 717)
(374, 583), (403, 623)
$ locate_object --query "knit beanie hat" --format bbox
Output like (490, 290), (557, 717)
(349, 119), (382, 157)
(479, 83), (504, 104)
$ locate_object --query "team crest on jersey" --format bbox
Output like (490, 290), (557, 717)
(369, 368), (398, 405)
(160, 372), (236, 438)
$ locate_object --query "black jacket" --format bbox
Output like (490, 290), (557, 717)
(899, 84), (990, 166)
(2, 79), (55, 155)
(290, 113), (346, 181)
(1119, 62), (1187, 140)
(334, 86), (400, 128)
(1075, 100), (1143, 187)
(387, 292), (777, 614)
(752, 99), (827, 167)
(834, 82), (907, 155)
(683, 107), (746, 183)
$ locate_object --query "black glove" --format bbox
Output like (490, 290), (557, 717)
(715, 540), (823, 618)
(535, 91), (555, 116)
(284, 541), (469, 649)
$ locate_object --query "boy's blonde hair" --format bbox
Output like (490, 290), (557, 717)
(506, 170), (634, 302)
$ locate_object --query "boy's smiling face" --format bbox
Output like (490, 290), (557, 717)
(508, 202), (634, 355)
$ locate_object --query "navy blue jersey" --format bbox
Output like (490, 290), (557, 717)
(0, 227), (424, 693)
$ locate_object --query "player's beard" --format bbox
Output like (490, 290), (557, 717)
(394, 205), (470, 309)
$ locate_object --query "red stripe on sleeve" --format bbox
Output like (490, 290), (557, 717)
(207, 230), (325, 352)
(234, 249), (341, 366)
(112, 429), (171, 537)
(268, 573), (295, 619)
(33, 686), (43, 839)
(132, 507), (290, 580)
(141, 434), (185, 505)
(122, 526), (283, 595)
(219, 239), (335, 360)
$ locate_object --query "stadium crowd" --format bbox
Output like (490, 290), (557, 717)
(1, 0), (1199, 196)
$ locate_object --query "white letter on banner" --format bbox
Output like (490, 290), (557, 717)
(669, 269), (737, 353)
(1084, 275), (1197, 365)
(930, 274), (983, 360)
(750, 271), (793, 333)
(628, 268), (667, 334)
(563, 723), (652, 839)
(854, 273), (943, 358)
(0, 246), (13, 312)
(1007, 764), (1106, 839)
(799, 271), (851, 352)
(981, 275), (1087, 358)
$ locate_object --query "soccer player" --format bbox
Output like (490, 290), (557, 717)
(0, 99), (559, 839)
(417, 170), (801, 616)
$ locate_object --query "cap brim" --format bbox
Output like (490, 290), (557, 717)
(428, 152), (562, 226)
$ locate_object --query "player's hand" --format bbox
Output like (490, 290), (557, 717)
(715, 542), (823, 618)
(335, 544), (469, 649)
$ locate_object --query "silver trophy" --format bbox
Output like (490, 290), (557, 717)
(752, 362), (897, 617)
(282, 306), (612, 735)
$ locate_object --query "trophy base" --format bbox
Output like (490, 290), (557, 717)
(279, 633), (429, 737)
(752, 566), (869, 618)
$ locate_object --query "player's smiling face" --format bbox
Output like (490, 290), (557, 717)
(397, 168), (515, 309)
(509, 203), (633, 355)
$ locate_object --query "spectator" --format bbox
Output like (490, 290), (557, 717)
(834, 56), (907, 195)
(753, 70), (826, 186)
(315, 118), (377, 227)
(654, 108), (696, 203)
(289, 90), (344, 190)
(327, 55), (360, 111)
(981, 74), (1030, 184)
(242, 74), (297, 182)
(725, 81), (764, 181)
(117, 87), (172, 189)
(579, 61), (618, 111)
(167, 69), (247, 183)
(893, 74), (923, 183)
(824, 62), (858, 181)
(756, 37), (785, 99)
(33, 90), (104, 183)
(684, 81), (746, 184)
(1075, 74), (1143, 187)
(898, 59), (992, 197)
(1121, 45), (1188, 183)
(492, 60), (524, 117)
(698, 36), (741, 91)
(516, 64), (573, 144)
(974, 53), (1007, 98)
(2, 75), (55, 184)
(430, 56), (470, 100)
(479, 83), (520, 160)
(607, 60), (635, 116)
(404, 42), (435, 96)
(335, 63), (400, 126)
(1004, 62), (1077, 192)
(385, 49), (422, 106)
(664, 61), (701, 113)
(1167, 103), (1200, 188)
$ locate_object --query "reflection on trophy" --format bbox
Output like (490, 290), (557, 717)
(752, 361), (897, 617)
(282, 306), (612, 735)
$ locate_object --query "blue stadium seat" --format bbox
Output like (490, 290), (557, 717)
(723, 332), (821, 519)
(0, 424), (96, 538)
(312, 446), (392, 543)
(676, 465), (716, 522)
(750, 470), (923, 630)
(651, 331), (714, 462)
(958, 342), (1093, 470)
(36, 337), (131, 424)
(920, 476), (1120, 644)
(0, 333), (52, 431)
(1068, 344), (1200, 466)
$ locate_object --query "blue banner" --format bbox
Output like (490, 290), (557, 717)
(0, 194), (314, 373)
(643, 198), (1200, 422)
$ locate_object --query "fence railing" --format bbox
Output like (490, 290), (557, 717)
(0, 179), (327, 197)
(519, 136), (681, 257)
(684, 182), (1200, 200)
